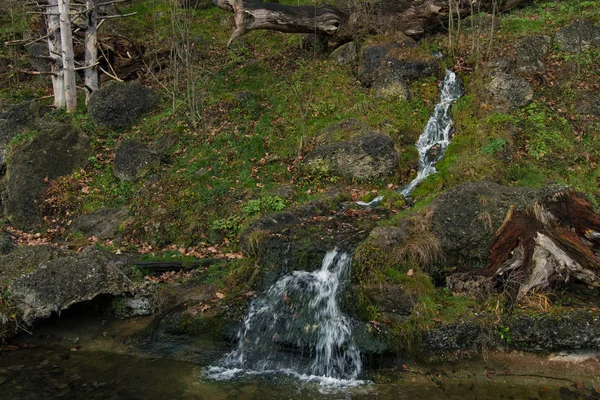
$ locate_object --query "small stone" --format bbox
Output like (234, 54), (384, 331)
(330, 42), (357, 65)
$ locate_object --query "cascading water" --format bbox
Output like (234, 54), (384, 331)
(400, 69), (463, 198)
(206, 249), (364, 387)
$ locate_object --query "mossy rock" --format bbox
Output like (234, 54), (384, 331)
(3, 122), (91, 230)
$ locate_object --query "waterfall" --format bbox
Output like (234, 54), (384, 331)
(400, 70), (463, 198)
(206, 249), (364, 387)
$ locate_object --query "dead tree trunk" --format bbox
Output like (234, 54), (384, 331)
(486, 191), (600, 306)
(46, 0), (66, 108)
(84, 0), (99, 104)
(58, 0), (77, 112)
(214, 0), (531, 46)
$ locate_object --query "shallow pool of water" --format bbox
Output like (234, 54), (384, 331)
(1, 306), (599, 399)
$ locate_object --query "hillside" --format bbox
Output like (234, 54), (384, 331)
(1, 0), (600, 360)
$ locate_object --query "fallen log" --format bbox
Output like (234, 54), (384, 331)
(486, 191), (600, 306)
(213, 0), (531, 46)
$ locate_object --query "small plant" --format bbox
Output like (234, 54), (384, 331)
(242, 196), (287, 216)
(482, 138), (506, 155)
(211, 215), (242, 236)
(495, 326), (512, 344)
(9, 130), (36, 146)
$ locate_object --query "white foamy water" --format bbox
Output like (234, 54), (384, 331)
(205, 250), (364, 388)
(400, 70), (462, 197)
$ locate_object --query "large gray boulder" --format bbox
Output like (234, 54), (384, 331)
(358, 42), (439, 87)
(554, 20), (600, 53)
(486, 72), (533, 112)
(304, 133), (399, 181)
(429, 182), (565, 268)
(114, 138), (160, 181)
(0, 245), (141, 325)
(88, 82), (158, 130)
(3, 123), (91, 230)
(515, 35), (551, 74)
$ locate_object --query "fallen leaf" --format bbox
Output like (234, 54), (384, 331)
(215, 292), (224, 299)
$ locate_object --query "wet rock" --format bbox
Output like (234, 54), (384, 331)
(358, 42), (438, 87)
(422, 321), (485, 358)
(71, 207), (129, 240)
(114, 138), (159, 181)
(88, 81), (158, 130)
(304, 133), (399, 181)
(486, 72), (533, 112)
(372, 73), (411, 100)
(429, 182), (565, 268)
(240, 190), (378, 291)
(515, 35), (551, 74)
(554, 20), (600, 53)
(3, 123), (91, 230)
(112, 294), (156, 318)
(330, 42), (357, 65)
(506, 310), (600, 352)
(3, 246), (139, 324)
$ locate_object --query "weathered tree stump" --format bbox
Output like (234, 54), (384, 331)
(486, 191), (600, 305)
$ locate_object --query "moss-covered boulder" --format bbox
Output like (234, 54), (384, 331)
(554, 20), (600, 53)
(304, 133), (399, 181)
(429, 182), (565, 268)
(3, 123), (91, 230)
(238, 190), (381, 292)
(0, 245), (144, 342)
(114, 138), (159, 181)
(486, 72), (533, 112)
(0, 101), (40, 165)
(515, 35), (551, 74)
(358, 41), (439, 87)
(88, 82), (158, 130)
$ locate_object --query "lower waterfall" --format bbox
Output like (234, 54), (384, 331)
(206, 249), (364, 387)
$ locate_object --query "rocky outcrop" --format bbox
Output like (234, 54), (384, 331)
(515, 35), (551, 74)
(88, 82), (158, 130)
(428, 182), (565, 268)
(114, 138), (159, 181)
(358, 41), (439, 87)
(0, 245), (144, 325)
(486, 72), (533, 112)
(304, 133), (399, 181)
(239, 190), (381, 291)
(3, 123), (91, 230)
(554, 20), (600, 53)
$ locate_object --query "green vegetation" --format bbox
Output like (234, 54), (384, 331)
(0, 0), (599, 350)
